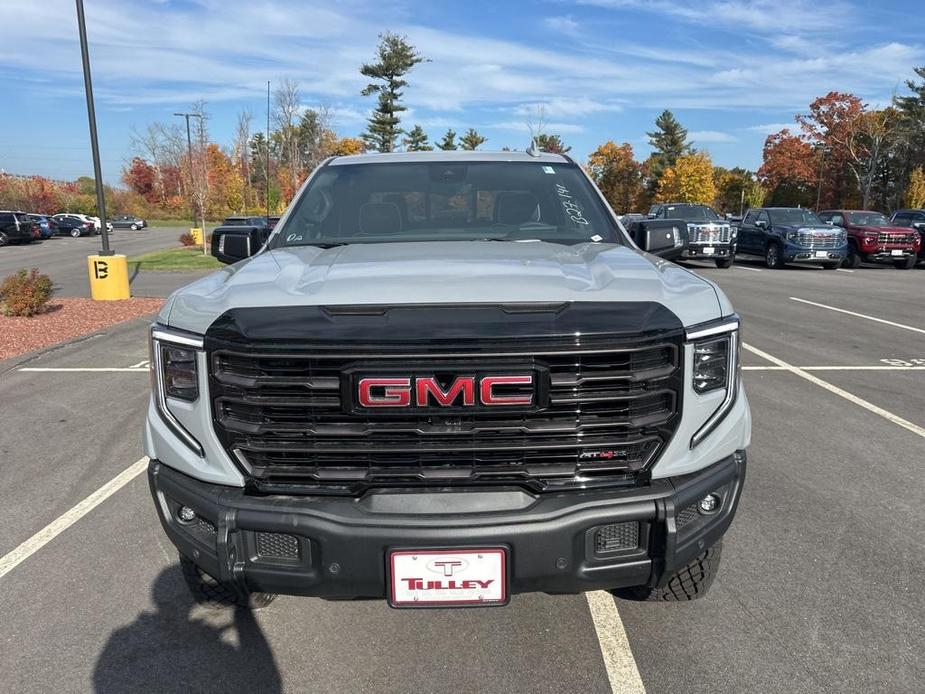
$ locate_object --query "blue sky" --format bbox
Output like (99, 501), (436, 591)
(0, 0), (922, 183)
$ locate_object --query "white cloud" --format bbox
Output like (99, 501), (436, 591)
(744, 123), (794, 135)
(512, 98), (623, 118)
(689, 130), (737, 143)
(543, 15), (580, 36)
(488, 121), (585, 134)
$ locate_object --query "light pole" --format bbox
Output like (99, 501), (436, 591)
(173, 112), (205, 254)
(75, 0), (111, 256)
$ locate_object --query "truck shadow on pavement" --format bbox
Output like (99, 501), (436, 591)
(92, 566), (282, 693)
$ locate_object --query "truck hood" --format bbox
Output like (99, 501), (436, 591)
(774, 224), (836, 232)
(160, 242), (728, 334)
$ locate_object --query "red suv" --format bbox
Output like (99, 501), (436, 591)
(819, 210), (920, 269)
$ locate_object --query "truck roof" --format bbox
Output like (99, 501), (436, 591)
(329, 150), (572, 166)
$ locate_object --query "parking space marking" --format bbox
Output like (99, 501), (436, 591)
(735, 266), (763, 272)
(586, 591), (646, 694)
(743, 343), (925, 439)
(18, 367), (148, 373)
(790, 297), (925, 335)
(0, 456), (149, 580)
(836, 268), (854, 273)
(744, 365), (925, 371)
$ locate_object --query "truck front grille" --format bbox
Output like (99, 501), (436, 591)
(689, 224), (731, 245)
(794, 230), (842, 249)
(877, 232), (916, 245)
(205, 304), (684, 494)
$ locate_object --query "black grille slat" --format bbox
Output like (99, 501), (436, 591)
(209, 330), (682, 491)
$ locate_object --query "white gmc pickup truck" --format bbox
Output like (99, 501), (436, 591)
(145, 150), (750, 609)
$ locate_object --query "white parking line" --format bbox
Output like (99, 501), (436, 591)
(735, 266), (763, 272)
(18, 367), (148, 373)
(836, 268), (854, 273)
(743, 365), (925, 371)
(0, 456), (149, 580)
(743, 343), (925, 439)
(586, 591), (646, 694)
(790, 297), (925, 335)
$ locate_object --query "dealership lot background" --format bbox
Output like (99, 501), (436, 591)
(0, 236), (921, 692)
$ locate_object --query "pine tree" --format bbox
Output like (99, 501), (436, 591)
(646, 110), (691, 193)
(402, 124), (432, 151)
(535, 133), (571, 154)
(460, 128), (487, 151)
(360, 33), (427, 153)
(436, 128), (458, 151)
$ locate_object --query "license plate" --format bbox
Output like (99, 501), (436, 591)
(891, 249), (903, 256)
(389, 548), (507, 607)
(814, 250), (829, 258)
(702, 246), (715, 255)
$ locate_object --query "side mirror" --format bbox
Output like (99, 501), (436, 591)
(211, 227), (265, 264)
(825, 220), (834, 225)
(914, 222), (925, 231)
(755, 220), (768, 229)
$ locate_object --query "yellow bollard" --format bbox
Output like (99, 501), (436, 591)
(87, 254), (130, 300)
(190, 227), (203, 245)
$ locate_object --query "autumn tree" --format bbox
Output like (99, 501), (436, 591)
(330, 137), (366, 156)
(757, 129), (817, 207)
(122, 157), (158, 203)
(460, 128), (487, 150)
(360, 33), (427, 152)
(906, 167), (925, 207)
(657, 151), (716, 204)
(403, 124), (432, 151)
(586, 142), (642, 214)
(646, 110), (691, 194)
(437, 129), (458, 151)
(535, 133), (571, 154)
(714, 167), (764, 215)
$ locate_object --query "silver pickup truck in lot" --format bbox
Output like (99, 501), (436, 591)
(145, 151), (751, 609)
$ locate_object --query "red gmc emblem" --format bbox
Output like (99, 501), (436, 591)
(357, 375), (535, 408)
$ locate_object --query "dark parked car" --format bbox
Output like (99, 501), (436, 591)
(111, 214), (148, 230)
(818, 210), (920, 269)
(735, 207), (846, 269)
(0, 211), (36, 246)
(889, 209), (925, 264)
(53, 214), (95, 237)
(27, 214), (57, 240)
(649, 203), (736, 268)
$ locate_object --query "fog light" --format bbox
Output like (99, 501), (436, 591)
(177, 505), (196, 523)
(698, 494), (720, 514)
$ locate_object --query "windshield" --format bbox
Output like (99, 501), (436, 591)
(769, 209), (824, 226)
(273, 161), (620, 248)
(663, 205), (719, 220)
(846, 212), (891, 227)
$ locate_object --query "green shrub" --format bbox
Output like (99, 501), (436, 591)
(0, 268), (54, 317)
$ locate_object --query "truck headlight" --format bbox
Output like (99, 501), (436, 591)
(693, 337), (729, 394)
(786, 231), (798, 241)
(151, 325), (205, 455)
(686, 317), (740, 449)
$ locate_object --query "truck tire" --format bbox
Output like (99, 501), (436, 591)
(715, 257), (734, 269)
(179, 554), (276, 610)
(765, 243), (784, 269)
(895, 256), (916, 270)
(843, 245), (862, 268)
(611, 540), (723, 602)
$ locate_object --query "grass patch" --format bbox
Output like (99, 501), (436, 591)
(128, 246), (223, 271)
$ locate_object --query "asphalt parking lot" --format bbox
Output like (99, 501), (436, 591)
(0, 227), (213, 297)
(0, 256), (922, 693)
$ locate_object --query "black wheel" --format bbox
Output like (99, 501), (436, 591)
(179, 554), (276, 610)
(843, 245), (862, 268)
(895, 256), (916, 270)
(822, 262), (840, 270)
(0, 232), (8, 247)
(765, 243), (784, 269)
(130, 223), (138, 230)
(611, 540), (723, 602)
(714, 256), (734, 269)
(70, 228), (81, 238)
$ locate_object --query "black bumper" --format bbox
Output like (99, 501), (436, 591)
(148, 451), (746, 601)
(683, 244), (735, 260)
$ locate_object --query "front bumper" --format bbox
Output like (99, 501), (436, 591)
(148, 451), (746, 601)
(683, 243), (735, 260)
(783, 244), (845, 263)
(861, 248), (917, 262)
